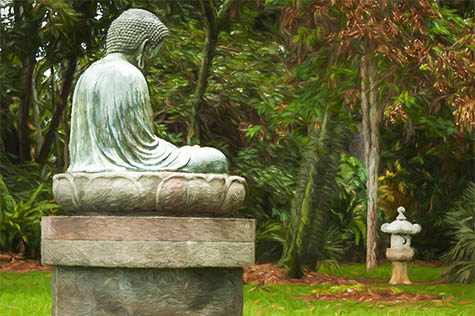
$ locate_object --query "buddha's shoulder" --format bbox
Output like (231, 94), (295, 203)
(81, 56), (144, 81)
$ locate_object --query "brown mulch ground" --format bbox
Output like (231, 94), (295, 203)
(0, 253), (53, 273)
(243, 263), (383, 285)
(292, 287), (442, 304)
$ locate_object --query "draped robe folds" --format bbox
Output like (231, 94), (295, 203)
(68, 54), (194, 173)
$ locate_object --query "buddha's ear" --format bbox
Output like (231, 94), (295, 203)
(136, 39), (149, 69)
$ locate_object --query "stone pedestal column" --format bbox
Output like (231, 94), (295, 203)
(42, 216), (254, 315)
(389, 262), (411, 285)
(44, 172), (252, 315)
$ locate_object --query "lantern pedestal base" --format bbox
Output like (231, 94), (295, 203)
(389, 261), (412, 285)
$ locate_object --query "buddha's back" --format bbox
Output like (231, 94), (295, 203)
(67, 8), (228, 174)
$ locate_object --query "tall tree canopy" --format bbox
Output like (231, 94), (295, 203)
(278, 0), (473, 272)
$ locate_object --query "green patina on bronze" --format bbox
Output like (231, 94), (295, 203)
(68, 9), (228, 174)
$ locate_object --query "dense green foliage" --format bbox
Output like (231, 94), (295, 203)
(379, 117), (474, 260)
(0, 155), (58, 258)
(0, 0), (473, 276)
(443, 182), (475, 284)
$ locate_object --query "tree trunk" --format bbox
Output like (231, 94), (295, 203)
(186, 0), (236, 145)
(38, 58), (77, 165)
(187, 0), (218, 145)
(18, 55), (35, 162)
(55, 132), (62, 169)
(361, 55), (382, 271)
(31, 71), (44, 156)
(62, 90), (72, 171)
(14, 0), (38, 163)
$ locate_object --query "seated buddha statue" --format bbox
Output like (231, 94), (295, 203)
(67, 9), (228, 174)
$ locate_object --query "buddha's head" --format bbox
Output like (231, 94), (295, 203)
(106, 9), (168, 68)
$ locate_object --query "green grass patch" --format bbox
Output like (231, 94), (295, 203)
(317, 262), (446, 282)
(0, 266), (473, 316)
(0, 272), (52, 316)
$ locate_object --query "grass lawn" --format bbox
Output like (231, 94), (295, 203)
(1, 264), (474, 316)
(0, 271), (52, 316)
(317, 262), (446, 282)
(244, 282), (474, 315)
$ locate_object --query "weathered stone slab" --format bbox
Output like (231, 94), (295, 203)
(52, 266), (243, 316)
(53, 172), (246, 215)
(42, 216), (255, 242)
(42, 240), (254, 268)
(41, 216), (255, 268)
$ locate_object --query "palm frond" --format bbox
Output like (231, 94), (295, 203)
(443, 181), (475, 283)
(282, 107), (349, 277)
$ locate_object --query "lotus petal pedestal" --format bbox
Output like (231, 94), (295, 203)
(43, 172), (254, 316)
(53, 172), (246, 215)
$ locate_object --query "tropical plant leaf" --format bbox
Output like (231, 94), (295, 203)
(443, 181), (475, 284)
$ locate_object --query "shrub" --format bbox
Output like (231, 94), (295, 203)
(443, 182), (475, 283)
(0, 157), (59, 258)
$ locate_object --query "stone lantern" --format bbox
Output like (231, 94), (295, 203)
(381, 206), (421, 285)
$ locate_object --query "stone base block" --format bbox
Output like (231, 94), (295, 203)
(52, 266), (243, 316)
(43, 216), (254, 315)
(386, 247), (414, 262)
